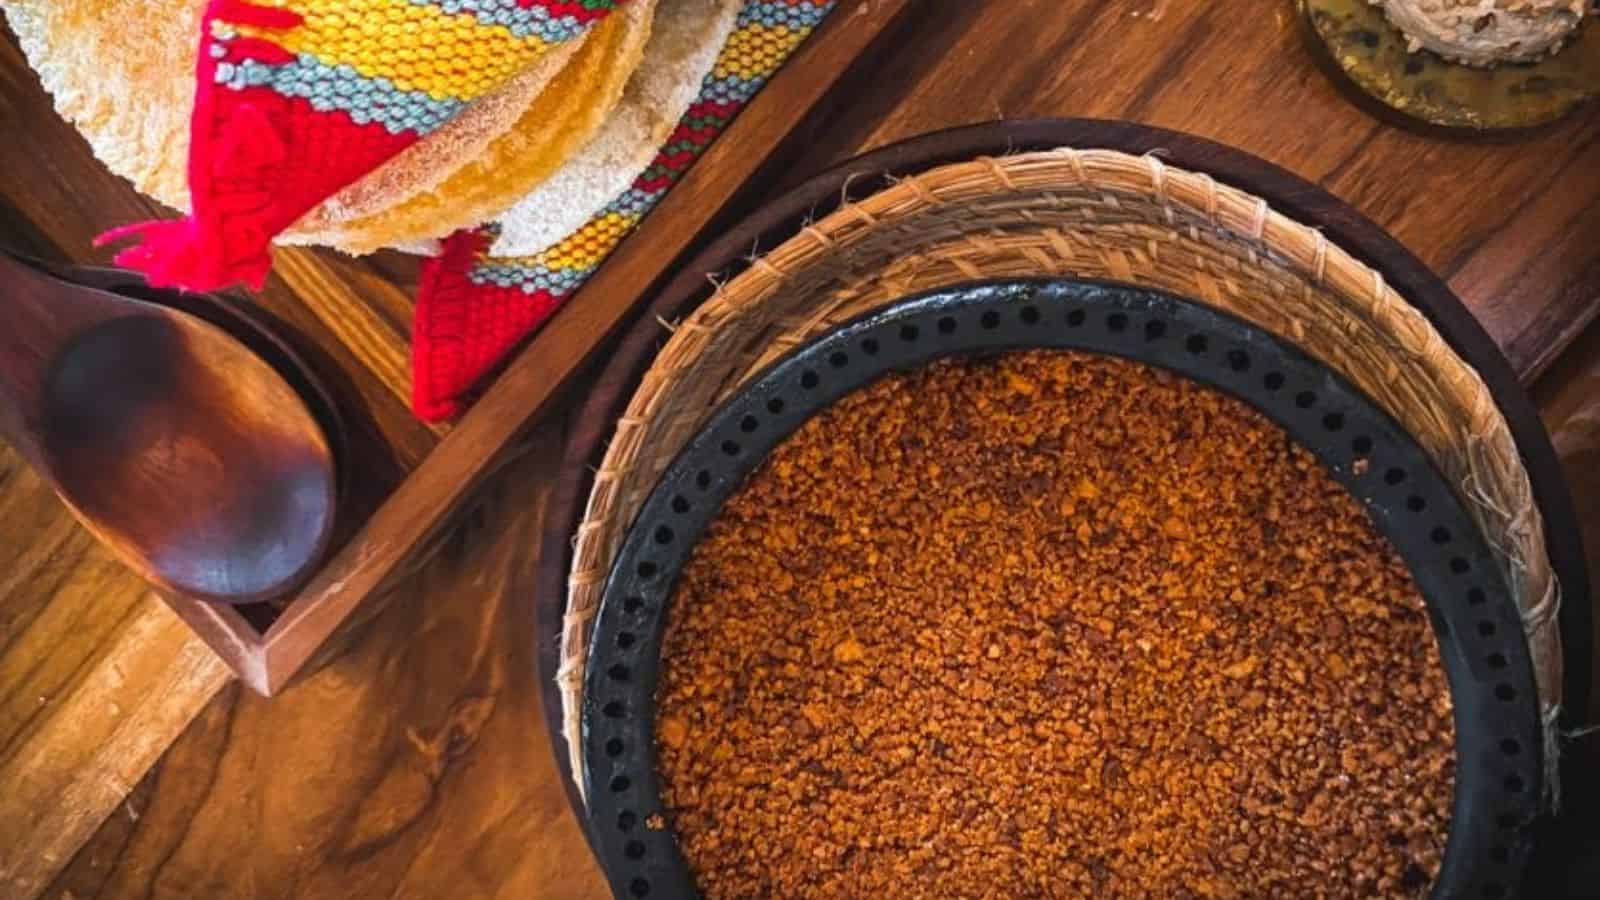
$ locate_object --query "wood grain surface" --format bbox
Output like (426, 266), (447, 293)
(2, 1), (1599, 898)
(43, 420), (608, 900)
(0, 448), (230, 899)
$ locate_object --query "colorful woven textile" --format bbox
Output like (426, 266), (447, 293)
(98, 0), (622, 291)
(413, 0), (833, 420)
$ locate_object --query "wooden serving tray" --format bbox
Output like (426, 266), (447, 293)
(5, 4), (1600, 898)
(0, 0), (917, 695)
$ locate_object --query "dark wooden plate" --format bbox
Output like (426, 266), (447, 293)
(533, 119), (1592, 870)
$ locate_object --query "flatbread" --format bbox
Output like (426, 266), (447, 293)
(4, 1), (656, 256)
(285, 0), (657, 255)
(489, 0), (741, 258)
(5, 0), (628, 256)
(3, 0), (201, 211)
(283, 32), (588, 232)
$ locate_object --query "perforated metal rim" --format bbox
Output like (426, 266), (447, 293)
(583, 279), (1542, 899)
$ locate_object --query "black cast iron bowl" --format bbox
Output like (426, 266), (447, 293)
(581, 278), (1544, 900)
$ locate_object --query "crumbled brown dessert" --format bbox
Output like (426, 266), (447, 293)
(656, 351), (1453, 899)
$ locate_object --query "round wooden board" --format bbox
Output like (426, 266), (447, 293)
(533, 118), (1592, 855)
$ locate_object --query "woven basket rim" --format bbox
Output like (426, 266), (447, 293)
(549, 139), (1570, 816)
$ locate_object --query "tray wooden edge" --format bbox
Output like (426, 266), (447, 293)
(187, 0), (924, 698)
(534, 117), (1594, 842)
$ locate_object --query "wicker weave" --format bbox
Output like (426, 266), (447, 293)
(559, 148), (1563, 807)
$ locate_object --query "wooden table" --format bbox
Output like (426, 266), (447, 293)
(3, 2), (1600, 897)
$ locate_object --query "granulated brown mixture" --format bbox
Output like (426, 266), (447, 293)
(655, 351), (1454, 899)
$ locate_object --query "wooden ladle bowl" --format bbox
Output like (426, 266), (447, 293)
(0, 251), (336, 604)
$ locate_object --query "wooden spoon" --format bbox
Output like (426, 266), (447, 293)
(0, 251), (336, 603)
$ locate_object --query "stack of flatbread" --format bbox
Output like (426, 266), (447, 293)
(5, 0), (743, 260)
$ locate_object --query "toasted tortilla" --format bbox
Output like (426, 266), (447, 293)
(7, 0), (656, 257)
(285, 0), (657, 255)
(489, 0), (741, 258)
(4, 0), (201, 211)
(6, 0), (632, 257)
(282, 31), (588, 236)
